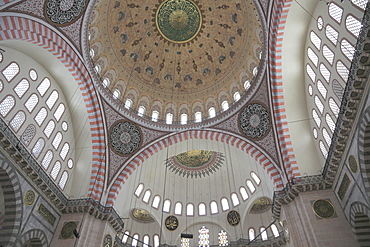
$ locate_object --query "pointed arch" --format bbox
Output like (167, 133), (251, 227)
(106, 129), (284, 206)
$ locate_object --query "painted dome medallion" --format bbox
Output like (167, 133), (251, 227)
(88, 0), (265, 126)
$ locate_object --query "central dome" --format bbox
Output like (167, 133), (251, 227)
(88, 0), (264, 125)
(156, 0), (202, 43)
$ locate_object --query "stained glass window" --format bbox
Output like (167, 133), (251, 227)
(44, 120), (56, 138)
(60, 143), (70, 160)
(307, 48), (318, 66)
(59, 171), (68, 189)
(341, 39), (355, 61)
(312, 109), (321, 127)
(329, 3), (343, 23)
(317, 80), (327, 99)
(325, 25), (339, 45)
(54, 103), (65, 121)
(346, 15), (362, 37)
(37, 78), (51, 96)
(322, 45), (334, 65)
(10, 111), (26, 132)
(315, 95), (324, 114)
(181, 237), (190, 247)
(35, 107), (48, 126)
(198, 226), (210, 247)
(218, 230), (228, 246)
(32, 138), (45, 158)
(2, 62), (19, 81)
(310, 31), (321, 50)
(52, 132), (63, 149)
(41, 150), (53, 170)
(51, 161), (61, 180)
(25, 94), (39, 113)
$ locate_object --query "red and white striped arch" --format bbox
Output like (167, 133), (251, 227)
(106, 129), (284, 207)
(0, 15), (106, 201)
(268, 0), (301, 181)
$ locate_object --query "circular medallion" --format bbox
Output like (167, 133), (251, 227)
(240, 103), (270, 139)
(156, 0), (202, 43)
(24, 190), (35, 206)
(165, 215), (179, 231)
(110, 121), (141, 155)
(45, 0), (87, 26)
(312, 199), (335, 219)
(61, 221), (77, 239)
(103, 234), (112, 247)
(348, 155), (358, 173)
(227, 210), (240, 226)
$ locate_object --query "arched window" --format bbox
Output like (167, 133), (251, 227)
(271, 224), (280, 237)
(153, 235), (159, 247)
(52, 132), (63, 149)
(314, 95), (324, 114)
(46, 90), (59, 109)
(25, 93), (39, 113)
(142, 190), (151, 203)
(326, 113), (336, 132)
(322, 45), (334, 65)
(240, 187), (249, 201)
(138, 106), (145, 117)
(336, 61), (349, 82)
(124, 99), (132, 109)
(54, 103), (65, 121)
(252, 66), (258, 77)
(195, 111), (202, 123)
(329, 98), (340, 117)
(199, 203), (206, 216)
(210, 201), (218, 214)
(218, 230), (228, 246)
(175, 202), (182, 215)
(37, 78), (51, 96)
(308, 84), (313, 96)
(317, 17), (323, 30)
(198, 226), (210, 247)
(312, 109), (321, 127)
(346, 15), (362, 37)
(90, 49), (95, 58)
(152, 195), (160, 209)
(306, 64), (316, 82)
(113, 89), (121, 99)
(181, 113), (188, 124)
(323, 128), (332, 147)
(248, 228), (255, 240)
(14, 79), (29, 98)
(152, 111), (159, 122)
(60, 143), (70, 160)
(208, 107), (216, 118)
(244, 80), (251, 90)
(35, 107), (48, 126)
(329, 3), (343, 23)
(325, 25), (339, 45)
(317, 80), (327, 99)
(94, 64), (101, 74)
(251, 172), (261, 185)
(352, 0), (367, 10)
(260, 227), (268, 240)
(310, 31), (321, 50)
(143, 235), (150, 246)
(32, 138), (45, 158)
(44, 120), (55, 138)
(231, 193), (240, 206)
(67, 159), (74, 169)
(22, 124), (36, 146)
(163, 199), (171, 212)
(313, 128), (318, 139)
(41, 150), (53, 170)
(122, 231), (130, 244)
(233, 92), (241, 101)
(132, 234), (139, 247)
(320, 140), (328, 158)
(166, 113), (173, 124)
(221, 101), (229, 111)
(246, 180), (256, 193)
(0, 95), (15, 117)
(341, 39), (355, 61)
(332, 80), (344, 99)
(10, 111), (26, 132)
(319, 63), (331, 83)
(134, 183), (144, 197)
(187, 203), (194, 216)
(2, 62), (19, 81)
(51, 161), (61, 180)
(181, 237), (190, 247)
(307, 48), (318, 66)
(221, 197), (230, 211)
(102, 78), (110, 87)
(59, 171), (68, 190)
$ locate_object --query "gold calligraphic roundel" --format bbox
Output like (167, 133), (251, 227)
(24, 190), (35, 206)
(156, 0), (202, 43)
(227, 210), (240, 226)
(103, 233), (112, 247)
(312, 199), (335, 219)
(165, 215), (179, 231)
